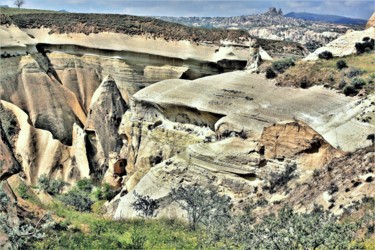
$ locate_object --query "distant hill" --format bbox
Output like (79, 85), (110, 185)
(285, 12), (367, 25)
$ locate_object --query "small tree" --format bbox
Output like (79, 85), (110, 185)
(14, 0), (24, 9)
(170, 185), (232, 230)
(131, 192), (159, 217)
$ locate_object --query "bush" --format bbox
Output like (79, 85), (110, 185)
(265, 67), (277, 79)
(76, 178), (93, 193)
(336, 60), (347, 70)
(271, 58), (295, 73)
(127, 227), (147, 249)
(233, 205), (358, 250)
(343, 85), (359, 96)
(132, 192), (159, 217)
(17, 183), (29, 199)
(351, 77), (366, 89)
(59, 188), (93, 212)
(346, 67), (366, 78)
(355, 39), (374, 54)
(170, 185), (232, 230)
(318, 50), (333, 60)
(38, 174), (66, 195)
(94, 183), (116, 201)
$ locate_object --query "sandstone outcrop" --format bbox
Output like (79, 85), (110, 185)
(111, 70), (373, 219)
(305, 27), (375, 60)
(0, 104), (21, 180)
(0, 13), (373, 226)
(270, 146), (374, 214)
(0, 101), (90, 186)
(366, 12), (375, 29)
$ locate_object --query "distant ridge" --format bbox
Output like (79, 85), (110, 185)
(285, 12), (367, 25)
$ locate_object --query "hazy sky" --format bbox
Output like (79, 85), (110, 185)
(1, 0), (374, 19)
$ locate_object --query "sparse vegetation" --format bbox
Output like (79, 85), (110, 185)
(233, 205), (359, 250)
(276, 53), (374, 95)
(268, 163), (298, 193)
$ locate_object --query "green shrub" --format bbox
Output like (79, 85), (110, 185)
(17, 183), (29, 199)
(38, 175), (66, 195)
(233, 205), (358, 250)
(76, 178), (93, 193)
(271, 58), (295, 73)
(94, 183), (116, 201)
(126, 227), (147, 249)
(318, 50), (333, 60)
(59, 188), (93, 212)
(351, 77), (366, 89)
(336, 60), (348, 70)
(346, 67), (366, 78)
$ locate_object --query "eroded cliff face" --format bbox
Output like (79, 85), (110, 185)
(109, 71), (373, 219)
(0, 14), (374, 224)
(0, 17), (253, 189)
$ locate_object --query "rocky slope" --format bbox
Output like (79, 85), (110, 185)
(305, 27), (375, 60)
(109, 70), (373, 219)
(0, 12), (374, 231)
(157, 8), (357, 52)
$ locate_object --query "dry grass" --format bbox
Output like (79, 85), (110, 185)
(276, 52), (375, 96)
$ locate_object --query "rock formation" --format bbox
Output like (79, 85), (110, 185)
(0, 12), (373, 228)
(366, 12), (375, 29)
(305, 27), (375, 60)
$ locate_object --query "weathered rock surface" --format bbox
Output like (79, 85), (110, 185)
(134, 71), (373, 151)
(0, 101), (90, 186)
(0, 14), (373, 225)
(0, 104), (21, 180)
(270, 146), (374, 214)
(0, 181), (19, 250)
(305, 27), (375, 60)
(366, 12), (375, 29)
(111, 70), (373, 219)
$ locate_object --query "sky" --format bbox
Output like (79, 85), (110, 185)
(1, 0), (374, 19)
